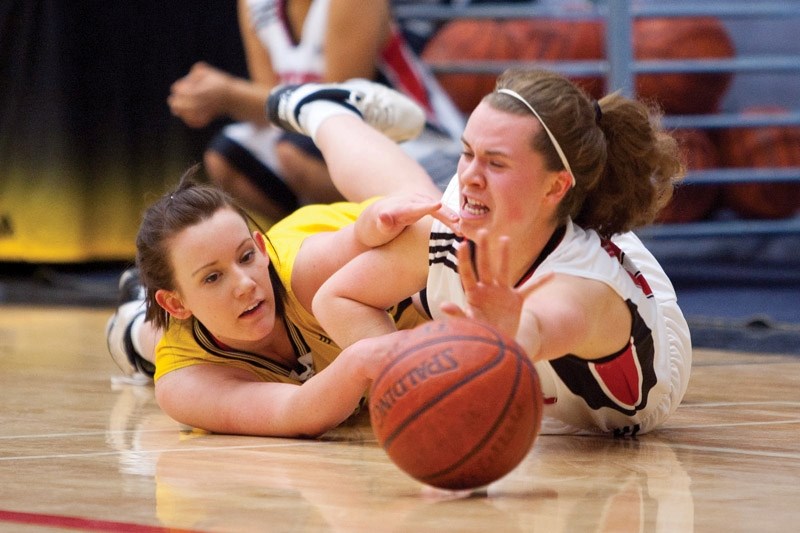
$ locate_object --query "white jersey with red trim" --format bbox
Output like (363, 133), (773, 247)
(425, 176), (692, 435)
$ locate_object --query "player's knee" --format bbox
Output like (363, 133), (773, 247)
(276, 142), (331, 195)
(275, 142), (305, 188)
(203, 149), (239, 189)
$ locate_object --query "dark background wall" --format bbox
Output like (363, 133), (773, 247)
(0, 0), (247, 262)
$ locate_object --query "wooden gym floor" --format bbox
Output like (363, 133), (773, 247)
(1, 304), (799, 532)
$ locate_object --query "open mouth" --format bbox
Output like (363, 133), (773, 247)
(240, 301), (263, 318)
(463, 196), (489, 216)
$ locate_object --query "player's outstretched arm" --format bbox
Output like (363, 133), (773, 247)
(315, 114), (444, 202)
(154, 329), (412, 438)
(355, 193), (459, 248)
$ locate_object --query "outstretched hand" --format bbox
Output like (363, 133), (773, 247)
(440, 229), (553, 339)
(362, 193), (460, 247)
(348, 329), (415, 382)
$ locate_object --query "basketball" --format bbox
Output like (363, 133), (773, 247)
(422, 19), (516, 114)
(422, 18), (606, 113)
(717, 107), (800, 219)
(504, 18), (606, 99)
(633, 17), (735, 114)
(656, 129), (721, 223)
(369, 318), (543, 490)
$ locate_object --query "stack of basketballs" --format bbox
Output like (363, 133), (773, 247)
(422, 16), (800, 222)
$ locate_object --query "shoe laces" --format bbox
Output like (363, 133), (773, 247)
(348, 90), (392, 128)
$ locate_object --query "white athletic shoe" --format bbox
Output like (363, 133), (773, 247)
(266, 78), (426, 142)
(105, 268), (154, 381)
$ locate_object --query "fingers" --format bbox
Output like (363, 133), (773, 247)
(169, 68), (199, 98)
(472, 229), (501, 286)
(166, 91), (211, 127)
(191, 60), (209, 73)
(397, 193), (459, 229)
(378, 194), (461, 233)
(167, 64), (214, 122)
(167, 82), (194, 116)
(464, 230), (515, 286)
(461, 228), (557, 312)
(496, 235), (511, 286)
(439, 302), (467, 319)
(397, 199), (441, 222)
(471, 230), (486, 283)
(455, 237), (478, 292)
(167, 94), (185, 115)
(431, 205), (461, 235)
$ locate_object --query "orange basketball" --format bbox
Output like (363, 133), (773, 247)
(369, 318), (543, 490)
(504, 18), (606, 99)
(657, 129), (722, 223)
(633, 17), (735, 114)
(422, 19), (516, 114)
(422, 18), (606, 114)
(717, 107), (800, 219)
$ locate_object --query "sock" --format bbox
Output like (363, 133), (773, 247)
(299, 100), (360, 142)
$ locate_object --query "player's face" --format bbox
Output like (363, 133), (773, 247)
(165, 207), (278, 350)
(456, 102), (562, 244)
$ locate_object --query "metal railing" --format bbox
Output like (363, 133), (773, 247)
(395, 0), (800, 239)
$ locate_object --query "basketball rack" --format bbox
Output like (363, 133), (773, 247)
(394, 0), (800, 240)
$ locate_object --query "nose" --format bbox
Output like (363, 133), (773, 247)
(458, 157), (485, 188)
(232, 266), (257, 298)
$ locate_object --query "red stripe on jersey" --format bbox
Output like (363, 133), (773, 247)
(602, 239), (653, 297)
(379, 28), (434, 117)
(279, 71), (323, 84)
(588, 343), (643, 410)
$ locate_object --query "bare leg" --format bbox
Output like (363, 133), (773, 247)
(275, 142), (344, 205)
(314, 114), (444, 202)
(267, 80), (446, 201)
(204, 150), (292, 221)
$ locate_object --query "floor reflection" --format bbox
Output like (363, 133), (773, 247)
(491, 436), (694, 531)
(105, 383), (694, 532)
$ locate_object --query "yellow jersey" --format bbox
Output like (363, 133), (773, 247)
(154, 201), (425, 383)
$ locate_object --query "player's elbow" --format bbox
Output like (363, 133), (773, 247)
(311, 283), (336, 329)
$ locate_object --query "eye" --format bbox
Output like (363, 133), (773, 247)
(241, 248), (256, 263)
(203, 272), (220, 284)
(460, 150), (474, 161)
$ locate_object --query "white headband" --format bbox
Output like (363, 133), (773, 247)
(496, 88), (576, 188)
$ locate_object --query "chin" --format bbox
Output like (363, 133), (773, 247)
(457, 219), (484, 238)
(251, 315), (277, 337)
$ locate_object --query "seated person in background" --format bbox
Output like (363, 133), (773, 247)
(167, 0), (463, 222)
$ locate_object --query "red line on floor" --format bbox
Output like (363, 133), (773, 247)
(0, 509), (204, 533)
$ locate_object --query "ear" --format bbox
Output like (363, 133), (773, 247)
(155, 289), (192, 320)
(545, 170), (573, 202)
(253, 230), (269, 259)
